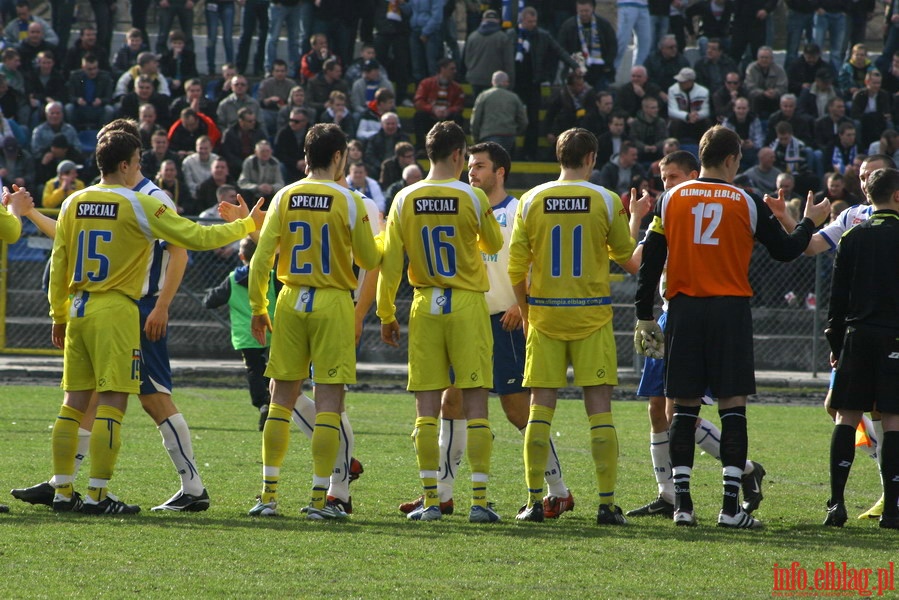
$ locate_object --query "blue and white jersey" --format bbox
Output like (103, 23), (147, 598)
(483, 195), (518, 315)
(134, 177), (177, 299)
(817, 203), (874, 251)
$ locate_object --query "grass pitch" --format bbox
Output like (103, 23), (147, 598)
(0, 385), (895, 599)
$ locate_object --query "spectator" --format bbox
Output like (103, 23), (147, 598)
(64, 25), (110, 74)
(299, 32), (335, 83)
(470, 71), (527, 158)
(238, 140), (284, 204)
(273, 106), (308, 182)
(712, 70), (747, 120)
(582, 90), (615, 136)
(814, 171), (861, 206)
(346, 161), (385, 214)
(155, 0), (195, 56)
(798, 68), (839, 120)
(867, 129), (899, 164)
(850, 70), (891, 151)
(838, 43), (873, 101)
(722, 97), (765, 168)
(4, 0), (58, 48)
(814, 96), (852, 149)
(362, 111), (409, 178)
(306, 57), (349, 115)
(412, 57), (464, 150)
(644, 34), (689, 95)
(545, 71), (595, 145)
(463, 9), (514, 98)
(728, 0), (775, 66)
(787, 42), (835, 97)
(207, 63), (237, 112)
(693, 38), (738, 94)
(112, 28), (147, 78)
(169, 77), (216, 118)
(814, 0), (847, 72)
(155, 158), (189, 212)
(744, 45), (788, 118)
(258, 59), (297, 137)
(64, 54), (116, 130)
(824, 121), (860, 175)
(408, 0), (444, 84)
(667, 67), (711, 142)
(49, 0), (75, 57)
(349, 59), (393, 117)
(614, 65), (662, 120)
(189, 156), (236, 215)
(24, 50), (66, 126)
(0, 48), (24, 95)
(766, 94), (815, 146)
(879, 51), (899, 96)
(34, 133), (82, 194)
(0, 135), (33, 190)
(734, 146), (781, 196)
(182, 135), (219, 198)
(591, 141), (646, 197)
(159, 30), (198, 98)
(141, 128), (180, 179)
(266, 0), (308, 78)
(17, 21), (57, 75)
(41, 159), (84, 208)
(216, 74), (262, 131)
(771, 120), (818, 195)
(356, 87), (395, 140)
(596, 111), (631, 166)
(384, 162), (423, 213)
(220, 106), (267, 176)
(784, 0), (817, 69)
(316, 89), (356, 137)
(629, 95), (667, 163)
(119, 75), (172, 128)
(137, 102), (165, 149)
(89, 0), (116, 65)
(204, 0), (235, 75)
(236, 0), (269, 77)
(115, 51), (171, 99)
(345, 43), (389, 86)
(378, 140), (415, 189)
(168, 107), (220, 157)
(276, 84), (315, 131)
(31, 101), (79, 155)
(373, 0), (411, 106)
(686, 1), (734, 57)
(558, 0), (616, 90)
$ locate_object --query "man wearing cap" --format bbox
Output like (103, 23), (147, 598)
(349, 59), (394, 116)
(787, 43), (836, 97)
(745, 46), (788, 120)
(667, 67), (710, 142)
(114, 51), (172, 100)
(41, 160), (85, 209)
(463, 9), (514, 98)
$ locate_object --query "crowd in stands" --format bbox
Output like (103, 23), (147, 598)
(0, 0), (895, 221)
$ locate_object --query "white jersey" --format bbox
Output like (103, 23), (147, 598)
(483, 195), (518, 315)
(354, 194), (382, 303)
(134, 177), (177, 298)
(817, 203), (874, 251)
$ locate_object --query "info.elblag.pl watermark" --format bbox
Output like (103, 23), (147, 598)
(772, 562), (895, 597)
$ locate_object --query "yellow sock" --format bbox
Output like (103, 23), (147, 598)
(51, 404), (84, 497)
(524, 405), (554, 507)
(589, 412), (619, 507)
(88, 405), (125, 502)
(261, 403), (292, 503)
(310, 411), (341, 509)
(467, 418), (492, 508)
(413, 416), (439, 507)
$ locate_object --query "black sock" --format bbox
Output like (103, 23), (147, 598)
(720, 406), (748, 515)
(829, 423), (856, 505)
(881, 431), (899, 519)
(670, 404), (701, 512)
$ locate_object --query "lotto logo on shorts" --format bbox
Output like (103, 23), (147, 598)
(289, 194), (333, 211)
(131, 349), (141, 381)
(543, 197), (590, 213)
(414, 197), (458, 214)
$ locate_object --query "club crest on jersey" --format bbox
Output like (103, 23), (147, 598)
(76, 202), (118, 219)
(289, 194), (333, 211)
(544, 197), (590, 213)
(414, 197), (458, 214)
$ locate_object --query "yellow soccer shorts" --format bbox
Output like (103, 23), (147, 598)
(266, 285), (356, 384)
(407, 287), (493, 392)
(523, 322), (618, 389)
(62, 291), (141, 394)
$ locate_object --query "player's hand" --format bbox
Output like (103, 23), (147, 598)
(248, 196), (267, 231)
(500, 304), (522, 331)
(219, 194), (251, 222)
(3, 184), (34, 217)
(144, 304), (169, 342)
(763, 188), (787, 219)
(630, 187), (652, 221)
(381, 320), (400, 347)
(251, 313), (272, 346)
(634, 319), (664, 359)
(51, 322), (66, 349)
(803, 191), (831, 227)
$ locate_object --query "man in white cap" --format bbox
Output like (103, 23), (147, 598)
(667, 67), (710, 142)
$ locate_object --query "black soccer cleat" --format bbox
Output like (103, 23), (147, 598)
(11, 481), (55, 506)
(52, 492), (83, 513)
(0, 504), (8, 513)
(823, 501), (848, 527)
(516, 502), (544, 522)
(151, 489), (210, 512)
(81, 495), (141, 515)
(741, 461), (766, 514)
(626, 495), (674, 517)
(596, 504), (628, 525)
(879, 515), (899, 530)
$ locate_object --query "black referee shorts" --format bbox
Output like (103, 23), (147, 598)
(831, 324), (899, 414)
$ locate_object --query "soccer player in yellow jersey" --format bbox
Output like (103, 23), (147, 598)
(377, 121), (504, 523)
(509, 127), (636, 525)
(48, 130), (262, 514)
(246, 123), (381, 520)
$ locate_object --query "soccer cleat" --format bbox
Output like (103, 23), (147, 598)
(469, 505), (501, 523)
(880, 515), (899, 529)
(248, 498), (278, 516)
(81, 495), (141, 515)
(516, 502), (544, 522)
(543, 490), (575, 519)
(407, 505), (442, 521)
(151, 489), (210, 512)
(858, 495), (885, 519)
(627, 495), (675, 517)
(258, 405), (269, 431)
(305, 503), (349, 520)
(0, 504), (8, 513)
(398, 495), (454, 515)
(348, 458), (364, 482)
(326, 495), (352, 515)
(717, 509), (763, 529)
(741, 461), (766, 514)
(52, 492), (83, 513)
(673, 509), (697, 527)
(596, 504), (628, 525)
(824, 501), (848, 527)
(10, 481), (54, 506)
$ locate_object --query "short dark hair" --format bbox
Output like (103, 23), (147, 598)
(98, 118), (140, 139)
(96, 130), (141, 175)
(323, 57), (340, 72)
(556, 128), (597, 169)
(240, 236), (258, 262)
(394, 141), (414, 156)
(863, 153), (897, 169)
(437, 57), (454, 70)
(304, 123), (347, 171)
(698, 125), (741, 168)
(838, 121), (856, 135)
(659, 149), (700, 174)
(374, 87), (395, 103)
(865, 167), (899, 206)
(81, 52), (98, 65)
(272, 58), (288, 69)
(425, 120), (466, 162)
(775, 121), (793, 136)
(468, 141), (511, 179)
(169, 30), (186, 44)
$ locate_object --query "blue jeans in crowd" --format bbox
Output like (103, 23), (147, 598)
(785, 10), (815, 69)
(206, 2), (235, 74)
(814, 11), (846, 72)
(266, 1), (313, 76)
(616, 5), (652, 69)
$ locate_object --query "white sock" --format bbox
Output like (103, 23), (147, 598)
(159, 413), (204, 496)
(650, 431), (674, 503)
(695, 418), (721, 460)
(437, 418), (466, 502)
(518, 426), (568, 497)
(872, 418), (884, 466)
(327, 412), (354, 502)
(72, 428), (92, 480)
(291, 392), (316, 438)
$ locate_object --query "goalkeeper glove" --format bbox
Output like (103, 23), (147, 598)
(634, 319), (665, 359)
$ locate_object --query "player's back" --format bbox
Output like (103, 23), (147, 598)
(657, 177), (759, 299)
(392, 178), (494, 292)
